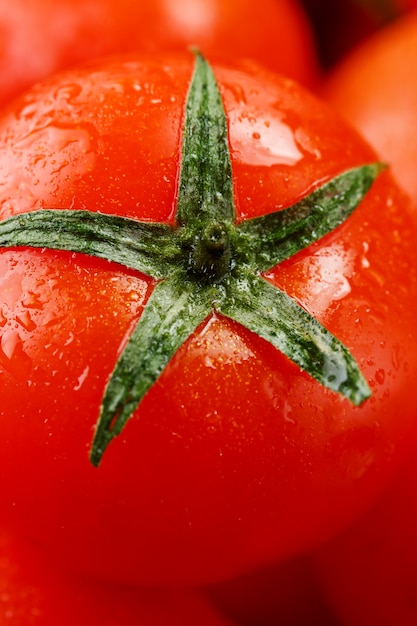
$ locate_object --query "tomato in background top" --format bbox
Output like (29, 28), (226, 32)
(321, 10), (417, 205)
(0, 51), (417, 586)
(0, 0), (319, 109)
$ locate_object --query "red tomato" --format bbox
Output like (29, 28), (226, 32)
(0, 52), (417, 586)
(395, 0), (417, 10)
(0, 527), (234, 626)
(313, 441), (417, 626)
(206, 554), (339, 626)
(322, 10), (417, 204)
(300, 0), (385, 67)
(0, 0), (319, 109)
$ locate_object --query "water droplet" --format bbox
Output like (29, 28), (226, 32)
(64, 332), (75, 346)
(1, 328), (20, 360)
(375, 369), (385, 385)
(16, 310), (36, 332)
(283, 400), (296, 424)
(229, 109), (303, 167)
(0, 329), (32, 380)
(361, 241), (370, 269)
(74, 365), (89, 391)
(21, 290), (45, 310)
(53, 83), (83, 104)
(392, 345), (401, 371)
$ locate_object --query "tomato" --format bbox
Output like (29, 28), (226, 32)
(300, 0), (386, 68)
(0, 0), (319, 109)
(206, 554), (339, 626)
(0, 527), (234, 626)
(313, 440), (417, 626)
(321, 10), (417, 205)
(394, 0), (417, 10)
(0, 51), (417, 586)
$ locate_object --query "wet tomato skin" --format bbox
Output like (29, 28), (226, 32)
(1, 53), (417, 585)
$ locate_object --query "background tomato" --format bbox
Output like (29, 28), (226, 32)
(0, 527), (235, 626)
(300, 0), (389, 67)
(313, 440), (417, 626)
(321, 10), (417, 205)
(0, 0), (319, 109)
(394, 0), (417, 10)
(1, 52), (417, 586)
(205, 554), (339, 626)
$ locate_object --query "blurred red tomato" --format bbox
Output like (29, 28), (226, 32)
(300, 0), (385, 67)
(322, 10), (417, 204)
(0, 527), (235, 626)
(0, 0), (319, 108)
(314, 441), (417, 626)
(206, 555), (339, 626)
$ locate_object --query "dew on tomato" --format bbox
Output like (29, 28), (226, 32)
(228, 109), (304, 168)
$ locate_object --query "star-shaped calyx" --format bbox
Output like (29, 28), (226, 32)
(0, 52), (382, 465)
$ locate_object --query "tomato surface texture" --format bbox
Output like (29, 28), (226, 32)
(0, 52), (417, 586)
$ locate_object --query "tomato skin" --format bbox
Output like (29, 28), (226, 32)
(1, 53), (417, 586)
(0, 527), (234, 626)
(0, 0), (319, 109)
(322, 10), (417, 205)
(313, 442), (417, 626)
(395, 0), (417, 10)
(206, 555), (338, 626)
